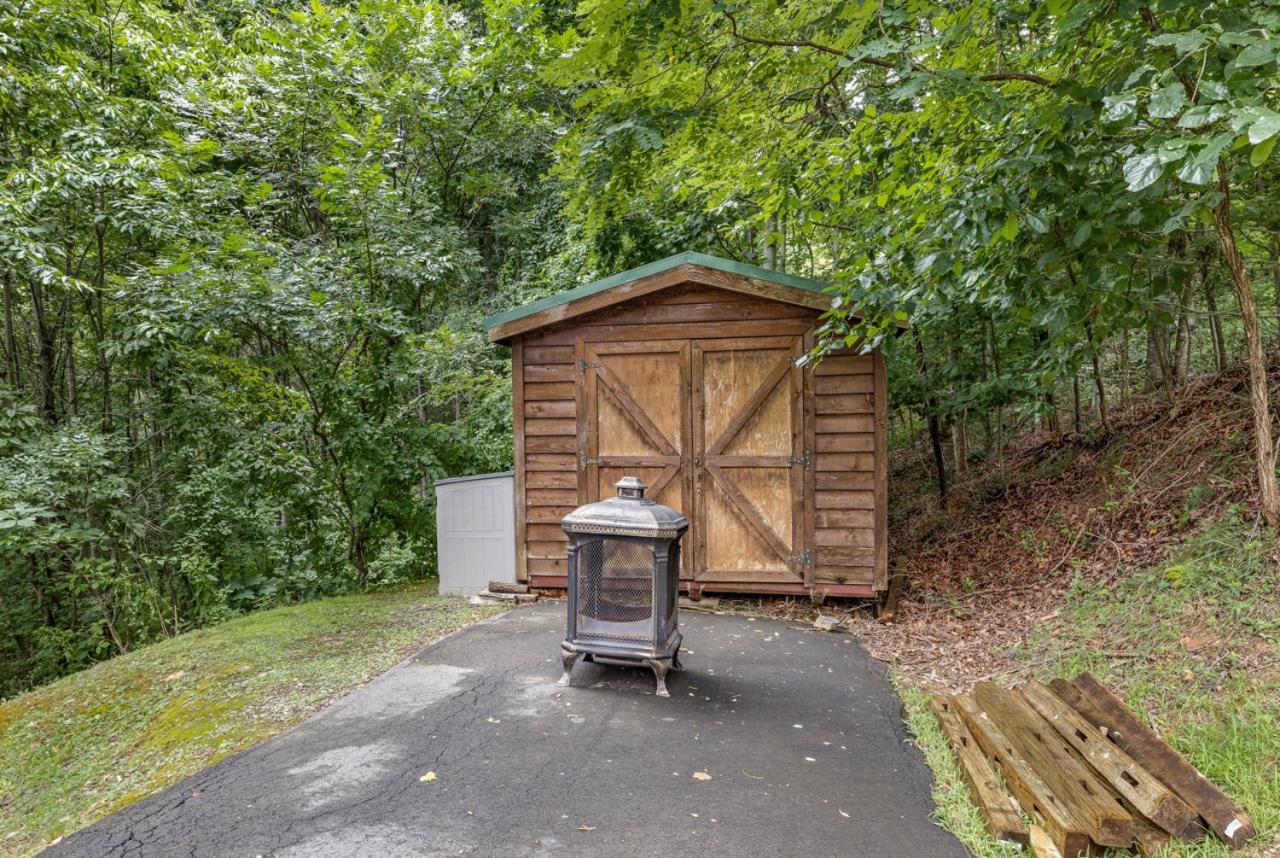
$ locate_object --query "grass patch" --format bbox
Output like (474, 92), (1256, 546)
(897, 681), (1023, 858)
(900, 515), (1280, 856)
(0, 582), (503, 856)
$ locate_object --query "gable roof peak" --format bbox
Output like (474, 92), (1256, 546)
(483, 251), (836, 343)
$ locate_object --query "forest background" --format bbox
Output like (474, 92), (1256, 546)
(4, 0), (1279, 697)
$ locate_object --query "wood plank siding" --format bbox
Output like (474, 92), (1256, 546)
(507, 279), (890, 598)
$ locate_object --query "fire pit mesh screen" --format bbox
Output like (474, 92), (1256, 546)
(576, 538), (652, 640)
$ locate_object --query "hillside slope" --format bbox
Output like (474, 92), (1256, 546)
(858, 367), (1280, 856)
(0, 584), (501, 856)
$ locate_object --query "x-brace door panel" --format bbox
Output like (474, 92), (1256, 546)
(577, 338), (693, 578)
(693, 337), (808, 587)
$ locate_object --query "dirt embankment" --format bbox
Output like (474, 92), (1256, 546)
(852, 367), (1267, 689)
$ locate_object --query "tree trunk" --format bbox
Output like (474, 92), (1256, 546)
(29, 280), (57, 422)
(1271, 233), (1280, 340)
(914, 331), (947, 503)
(762, 214), (778, 270)
(1044, 389), (1060, 436)
(1072, 374), (1082, 433)
(1173, 270), (1194, 384)
(988, 316), (1005, 475)
(1146, 314), (1172, 391)
(1203, 256), (1228, 372)
(417, 377), (430, 503)
(951, 413), (969, 477)
(1213, 167), (1280, 526)
(65, 324), (78, 419)
(2, 271), (18, 389)
(1084, 321), (1109, 430)
(1120, 328), (1132, 407)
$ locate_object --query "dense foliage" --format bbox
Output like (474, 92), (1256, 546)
(555, 0), (1280, 506)
(6, 0), (1280, 696)
(0, 0), (575, 695)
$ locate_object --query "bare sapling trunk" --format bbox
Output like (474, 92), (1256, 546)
(1214, 169), (1280, 526)
(1120, 328), (1132, 407)
(29, 279), (58, 422)
(762, 214), (778, 270)
(2, 271), (18, 389)
(1174, 270), (1193, 384)
(1203, 249), (1229, 372)
(1084, 320), (1109, 430)
(1271, 233), (1280, 338)
(1072, 374), (1082, 433)
(914, 331), (948, 503)
(1146, 313), (1172, 392)
(951, 413), (969, 477)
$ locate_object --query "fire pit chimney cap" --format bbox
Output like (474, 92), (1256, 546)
(561, 474), (689, 538)
(615, 476), (646, 499)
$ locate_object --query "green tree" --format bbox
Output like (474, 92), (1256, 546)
(554, 0), (1280, 520)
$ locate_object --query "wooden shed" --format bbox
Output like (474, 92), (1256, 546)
(483, 252), (892, 600)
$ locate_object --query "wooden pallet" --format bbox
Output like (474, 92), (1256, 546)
(930, 673), (1253, 856)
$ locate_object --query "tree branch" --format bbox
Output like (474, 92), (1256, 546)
(721, 11), (1054, 89)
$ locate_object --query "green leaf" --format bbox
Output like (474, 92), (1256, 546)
(1198, 80), (1230, 102)
(1156, 139), (1190, 163)
(1070, 222), (1092, 247)
(1177, 105), (1225, 130)
(1248, 108), (1280, 144)
(1148, 83), (1186, 119)
(998, 212), (1019, 242)
(1251, 136), (1278, 167)
(1123, 152), (1163, 191)
(1102, 95), (1136, 123)
(1234, 40), (1278, 69)
(1149, 31), (1206, 54)
(1175, 135), (1232, 185)
(1024, 211), (1050, 234)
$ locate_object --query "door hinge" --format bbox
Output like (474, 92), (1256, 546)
(788, 550), (812, 568)
(578, 358), (601, 373)
(582, 456), (600, 466)
(787, 451), (811, 469)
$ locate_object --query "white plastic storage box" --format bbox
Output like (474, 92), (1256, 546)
(434, 471), (516, 596)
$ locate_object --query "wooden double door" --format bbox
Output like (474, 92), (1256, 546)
(576, 336), (809, 590)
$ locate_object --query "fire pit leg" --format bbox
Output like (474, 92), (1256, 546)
(558, 647), (581, 687)
(672, 647), (683, 671)
(648, 657), (672, 697)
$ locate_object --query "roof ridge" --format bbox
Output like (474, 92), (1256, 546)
(481, 252), (833, 336)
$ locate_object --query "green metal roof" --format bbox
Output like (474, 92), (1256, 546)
(481, 251), (833, 334)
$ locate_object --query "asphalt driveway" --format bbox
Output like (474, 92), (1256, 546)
(45, 602), (967, 857)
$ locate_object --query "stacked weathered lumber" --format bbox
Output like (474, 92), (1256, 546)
(931, 673), (1254, 857)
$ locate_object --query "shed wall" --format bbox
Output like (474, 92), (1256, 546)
(511, 281), (888, 597)
(435, 472), (516, 595)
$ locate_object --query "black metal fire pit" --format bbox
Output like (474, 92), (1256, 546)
(559, 476), (688, 697)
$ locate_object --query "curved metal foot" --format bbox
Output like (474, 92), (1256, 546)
(672, 649), (683, 671)
(558, 647), (581, 688)
(649, 657), (672, 697)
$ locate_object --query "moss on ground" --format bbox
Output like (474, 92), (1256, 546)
(900, 515), (1280, 857)
(0, 583), (503, 856)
